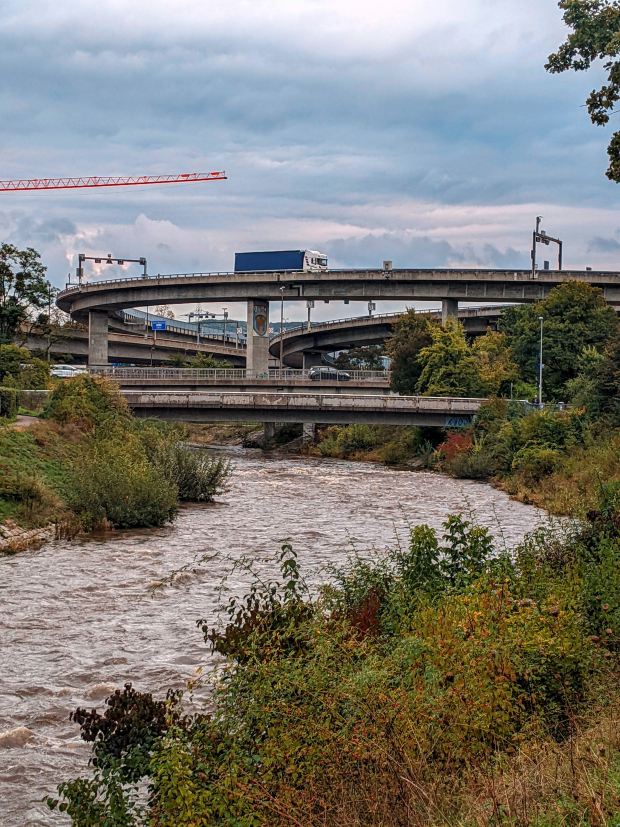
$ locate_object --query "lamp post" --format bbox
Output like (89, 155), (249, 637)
(222, 308), (228, 343)
(538, 316), (544, 407)
(279, 286), (286, 368)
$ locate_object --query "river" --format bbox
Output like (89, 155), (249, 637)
(0, 452), (546, 825)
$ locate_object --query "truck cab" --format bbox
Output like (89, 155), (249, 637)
(303, 251), (328, 271)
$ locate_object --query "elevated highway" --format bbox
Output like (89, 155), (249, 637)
(57, 266), (620, 372)
(269, 306), (506, 368)
(20, 328), (245, 366)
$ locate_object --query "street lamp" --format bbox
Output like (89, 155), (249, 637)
(538, 316), (544, 407)
(279, 286), (286, 368)
(222, 308), (228, 342)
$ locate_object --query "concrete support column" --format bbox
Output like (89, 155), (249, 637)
(303, 352), (323, 369)
(263, 421), (276, 442)
(88, 310), (109, 366)
(441, 299), (459, 325)
(246, 300), (270, 378)
(302, 422), (316, 443)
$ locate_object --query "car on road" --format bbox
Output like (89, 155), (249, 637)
(50, 365), (88, 379)
(308, 366), (351, 382)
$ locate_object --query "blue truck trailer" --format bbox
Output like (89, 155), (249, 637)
(234, 249), (328, 272)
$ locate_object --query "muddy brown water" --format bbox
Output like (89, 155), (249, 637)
(0, 452), (546, 825)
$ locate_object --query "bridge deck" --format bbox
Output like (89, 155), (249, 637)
(124, 391), (483, 427)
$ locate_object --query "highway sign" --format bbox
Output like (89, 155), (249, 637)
(151, 321), (166, 331)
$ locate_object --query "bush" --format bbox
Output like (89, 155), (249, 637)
(317, 424), (377, 458)
(511, 444), (562, 482)
(65, 431), (178, 528)
(0, 344), (30, 383)
(151, 441), (232, 502)
(44, 374), (130, 428)
(0, 387), (17, 419)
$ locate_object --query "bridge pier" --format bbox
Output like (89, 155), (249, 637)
(263, 421), (276, 442)
(302, 352), (323, 369)
(88, 310), (109, 366)
(442, 299), (459, 325)
(302, 422), (316, 443)
(246, 300), (270, 378)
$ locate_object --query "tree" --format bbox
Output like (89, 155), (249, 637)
(385, 310), (434, 395)
(0, 244), (52, 344)
(333, 345), (385, 371)
(547, 0), (620, 181)
(153, 305), (175, 319)
(471, 330), (520, 397)
(188, 352), (232, 368)
(0, 344), (30, 383)
(499, 281), (618, 399)
(416, 318), (484, 397)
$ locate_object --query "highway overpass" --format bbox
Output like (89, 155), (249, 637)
(57, 266), (620, 373)
(269, 306), (506, 368)
(20, 327), (245, 366)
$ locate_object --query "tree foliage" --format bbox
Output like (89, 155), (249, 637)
(0, 244), (52, 343)
(385, 309), (434, 395)
(416, 318), (484, 397)
(547, 0), (620, 181)
(333, 345), (385, 371)
(499, 282), (618, 399)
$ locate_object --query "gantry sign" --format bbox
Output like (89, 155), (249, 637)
(76, 253), (147, 285)
(531, 216), (562, 278)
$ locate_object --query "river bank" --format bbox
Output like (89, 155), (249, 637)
(0, 452), (544, 826)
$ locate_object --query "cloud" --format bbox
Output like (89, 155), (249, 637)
(588, 235), (620, 254)
(0, 0), (618, 324)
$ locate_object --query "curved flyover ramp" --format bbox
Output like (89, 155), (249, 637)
(268, 306), (508, 368)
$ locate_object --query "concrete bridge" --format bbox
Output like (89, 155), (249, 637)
(124, 390), (483, 428)
(20, 327), (245, 366)
(57, 266), (620, 375)
(270, 306), (506, 368)
(92, 366), (391, 393)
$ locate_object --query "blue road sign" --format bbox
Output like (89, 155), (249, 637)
(151, 321), (166, 331)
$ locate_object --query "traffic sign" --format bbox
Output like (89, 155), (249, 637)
(236, 327), (242, 334)
(151, 321), (166, 331)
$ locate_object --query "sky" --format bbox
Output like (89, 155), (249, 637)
(1, 0), (620, 323)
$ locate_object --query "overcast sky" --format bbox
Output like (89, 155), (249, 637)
(1, 0), (619, 322)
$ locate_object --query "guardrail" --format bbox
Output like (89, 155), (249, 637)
(271, 305), (513, 338)
(89, 367), (390, 382)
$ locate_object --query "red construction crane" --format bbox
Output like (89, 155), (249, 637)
(0, 171), (226, 192)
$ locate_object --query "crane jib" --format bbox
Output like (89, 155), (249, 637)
(0, 172), (227, 191)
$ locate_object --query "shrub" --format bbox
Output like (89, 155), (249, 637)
(44, 374), (130, 428)
(17, 358), (50, 389)
(317, 424), (377, 458)
(511, 444), (562, 482)
(151, 442), (232, 502)
(0, 344), (29, 382)
(0, 387), (17, 419)
(65, 432), (178, 528)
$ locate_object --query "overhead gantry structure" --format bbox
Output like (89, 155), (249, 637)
(57, 266), (620, 374)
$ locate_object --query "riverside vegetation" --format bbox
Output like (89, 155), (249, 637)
(47, 488), (620, 826)
(313, 281), (620, 516)
(0, 374), (231, 537)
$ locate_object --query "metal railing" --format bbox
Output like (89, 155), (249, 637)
(89, 367), (390, 382)
(271, 305), (513, 339)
